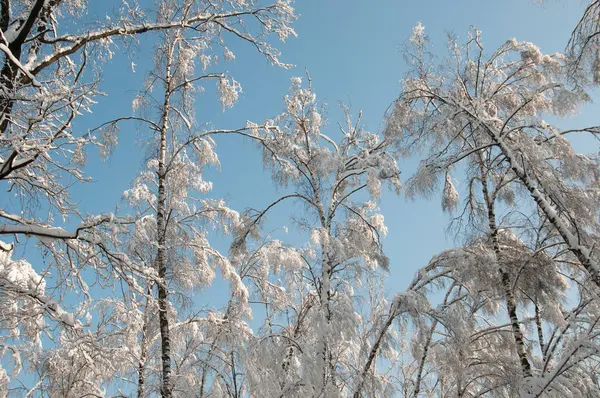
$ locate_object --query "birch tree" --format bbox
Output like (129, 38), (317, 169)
(388, 24), (600, 291)
(96, 1), (296, 395)
(227, 75), (406, 397)
(386, 23), (600, 397)
(395, 227), (600, 397)
(0, 0), (295, 240)
(0, 0), (296, 394)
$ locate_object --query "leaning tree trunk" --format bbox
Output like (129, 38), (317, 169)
(352, 300), (400, 398)
(479, 159), (532, 378)
(440, 98), (600, 289)
(411, 285), (455, 397)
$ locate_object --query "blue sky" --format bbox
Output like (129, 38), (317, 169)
(6, 0), (594, 313)
(67, 0), (595, 302)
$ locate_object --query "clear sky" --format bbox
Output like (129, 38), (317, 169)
(37, 0), (598, 309)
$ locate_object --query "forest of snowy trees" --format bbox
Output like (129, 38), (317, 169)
(1, 0), (600, 397)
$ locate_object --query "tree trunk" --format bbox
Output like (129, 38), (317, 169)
(534, 299), (547, 364)
(353, 302), (400, 398)
(412, 285), (455, 398)
(156, 38), (176, 398)
(480, 159), (532, 378)
(318, 246), (332, 392)
(137, 288), (152, 398)
(0, 0), (58, 135)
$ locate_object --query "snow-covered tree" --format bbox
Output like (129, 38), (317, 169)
(566, 0), (600, 85)
(0, 0), (294, 239)
(94, 1), (296, 395)
(386, 23), (600, 397)
(0, 0), (296, 395)
(389, 24), (600, 291)
(228, 75), (404, 397)
(395, 228), (600, 397)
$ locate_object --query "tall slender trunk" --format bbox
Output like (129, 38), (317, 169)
(230, 351), (239, 398)
(156, 39), (175, 398)
(534, 299), (547, 364)
(137, 321), (148, 398)
(479, 159), (532, 378)
(137, 288), (152, 398)
(318, 236), (332, 393)
(411, 286), (454, 398)
(353, 301), (401, 398)
(303, 128), (333, 393)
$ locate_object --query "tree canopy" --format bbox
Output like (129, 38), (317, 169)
(1, 1), (600, 397)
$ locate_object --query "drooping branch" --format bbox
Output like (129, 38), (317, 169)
(424, 90), (600, 289)
(353, 298), (402, 398)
